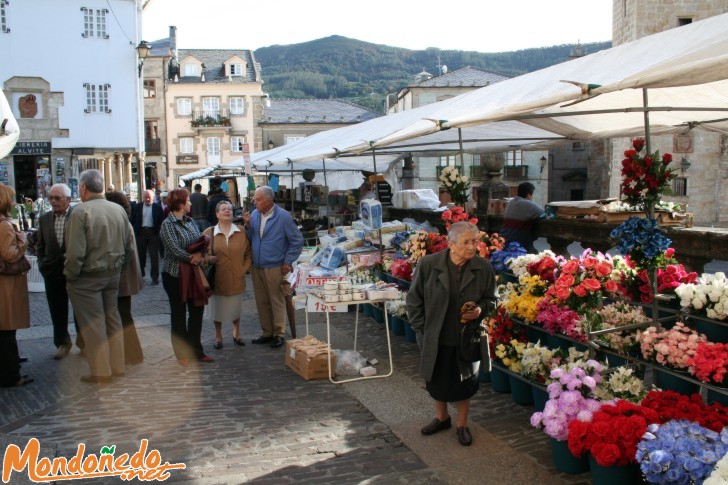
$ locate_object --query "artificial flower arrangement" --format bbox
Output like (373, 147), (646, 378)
(425, 232), (448, 255)
(484, 306), (526, 359)
(501, 274), (549, 324)
(349, 268), (377, 285)
(518, 342), (559, 384)
(687, 342), (728, 386)
(640, 390), (728, 433)
(441, 205), (478, 231)
(526, 254), (560, 283)
(530, 359), (606, 441)
(536, 299), (584, 342)
(675, 271), (728, 321)
(567, 399), (661, 467)
(390, 258), (413, 282)
(389, 231), (411, 254)
(476, 231), (505, 260)
(638, 322), (708, 371)
(490, 242), (528, 273)
(543, 250), (622, 314)
(438, 166), (471, 206)
(619, 138), (677, 210)
(507, 250), (558, 280)
(401, 230), (429, 264)
(580, 301), (651, 356)
(636, 420), (728, 485)
(494, 339), (528, 373)
(618, 248), (697, 304)
(594, 366), (650, 404)
(385, 291), (409, 320)
(610, 217), (672, 272)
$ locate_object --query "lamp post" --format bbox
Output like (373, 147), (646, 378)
(268, 139), (274, 150)
(137, 40), (150, 78)
(135, 40), (150, 201)
(540, 155), (548, 173)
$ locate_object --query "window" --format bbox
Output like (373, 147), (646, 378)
(285, 135), (305, 145)
(207, 137), (220, 164)
(183, 64), (197, 76)
(672, 177), (688, 196)
(144, 120), (159, 140)
(229, 97), (244, 115)
(81, 7), (108, 39)
(84, 83), (111, 113)
(231, 136), (245, 152)
(1, 0), (9, 33)
(179, 138), (194, 154)
(678, 17), (693, 26)
(572, 142), (585, 151)
(506, 150), (522, 166)
(229, 63), (243, 76)
(143, 80), (156, 99)
(202, 97), (219, 117)
(176, 98), (191, 116)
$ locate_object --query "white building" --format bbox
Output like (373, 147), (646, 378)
(0, 0), (143, 199)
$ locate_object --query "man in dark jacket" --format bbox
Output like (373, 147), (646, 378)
(36, 183), (82, 359)
(131, 189), (164, 285)
(206, 187), (230, 226)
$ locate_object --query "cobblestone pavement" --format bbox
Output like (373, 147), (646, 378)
(1, 275), (590, 484)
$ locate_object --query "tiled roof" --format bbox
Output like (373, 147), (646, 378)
(260, 99), (381, 124)
(413, 66), (510, 87)
(147, 37), (171, 57)
(175, 49), (260, 84)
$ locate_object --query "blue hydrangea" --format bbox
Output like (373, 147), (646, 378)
(610, 217), (671, 264)
(489, 242), (527, 272)
(636, 420), (728, 484)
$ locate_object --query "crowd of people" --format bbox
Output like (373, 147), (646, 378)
(0, 175), (303, 385)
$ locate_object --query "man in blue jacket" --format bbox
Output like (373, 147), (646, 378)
(130, 189), (164, 285)
(243, 186), (303, 348)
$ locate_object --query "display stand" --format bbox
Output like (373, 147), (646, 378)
(304, 293), (395, 384)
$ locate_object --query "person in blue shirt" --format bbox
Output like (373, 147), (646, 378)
(242, 186), (303, 348)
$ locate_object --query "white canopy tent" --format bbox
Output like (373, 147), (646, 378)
(0, 91), (20, 159)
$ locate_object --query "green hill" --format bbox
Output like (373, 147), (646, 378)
(254, 35), (611, 113)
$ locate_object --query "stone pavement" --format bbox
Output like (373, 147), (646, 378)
(1, 276), (590, 484)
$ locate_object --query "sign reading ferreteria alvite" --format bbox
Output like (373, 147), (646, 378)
(11, 141), (52, 155)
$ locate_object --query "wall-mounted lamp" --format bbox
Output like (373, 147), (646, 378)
(268, 139), (274, 150)
(136, 40), (150, 78)
(680, 157), (691, 173)
(540, 155), (547, 173)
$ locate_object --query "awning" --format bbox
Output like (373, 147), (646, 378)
(0, 91), (20, 159)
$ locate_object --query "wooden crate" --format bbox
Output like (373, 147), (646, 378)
(597, 211), (647, 223)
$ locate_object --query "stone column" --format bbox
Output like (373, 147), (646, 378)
(99, 158), (107, 185)
(114, 153), (123, 189)
(123, 153), (133, 191)
(104, 158), (112, 187)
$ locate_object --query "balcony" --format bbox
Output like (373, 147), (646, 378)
(504, 165), (528, 179)
(144, 137), (161, 154)
(190, 109), (231, 130)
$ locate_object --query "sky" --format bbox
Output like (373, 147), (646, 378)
(142, 0), (613, 53)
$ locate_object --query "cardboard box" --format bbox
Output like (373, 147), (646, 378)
(285, 339), (336, 380)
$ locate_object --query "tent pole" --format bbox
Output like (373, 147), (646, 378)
(642, 88), (659, 327)
(371, 148), (383, 258)
(290, 159), (295, 217)
(321, 158), (330, 229)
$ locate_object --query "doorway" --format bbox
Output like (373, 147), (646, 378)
(13, 156), (38, 200)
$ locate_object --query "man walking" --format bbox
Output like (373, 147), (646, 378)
(131, 189), (163, 285)
(243, 186), (303, 348)
(36, 183), (82, 359)
(65, 170), (134, 384)
(189, 183), (209, 230)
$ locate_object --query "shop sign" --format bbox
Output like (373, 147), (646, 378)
(176, 155), (198, 164)
(11, 141), (52, 155)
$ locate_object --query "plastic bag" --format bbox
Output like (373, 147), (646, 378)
(333, 349), (368, 376)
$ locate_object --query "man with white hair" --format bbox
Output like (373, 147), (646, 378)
(36, 183), (81, 359)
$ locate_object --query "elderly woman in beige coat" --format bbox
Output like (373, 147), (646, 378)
(0, 183), (32, 387)
(105, 191), (144, 365)
(204, 200), (252, 349)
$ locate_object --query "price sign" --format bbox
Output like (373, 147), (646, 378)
(306, 297), (348, 313)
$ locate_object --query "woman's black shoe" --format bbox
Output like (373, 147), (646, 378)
(420, 416), (451, 435)
(457, 426), (472, 446)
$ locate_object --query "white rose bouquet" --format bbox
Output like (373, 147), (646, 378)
(438, 166), (470, 206)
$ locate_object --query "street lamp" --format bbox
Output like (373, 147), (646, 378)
(268, 139), (274, 150)
(680, 157), (691, 173)
(540, 155), (548, 173)
(137, 40), (150, 77)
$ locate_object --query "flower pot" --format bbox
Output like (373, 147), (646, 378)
(525, 326), (545, 345)
(490, 365), (511, 393)
(532, 385), (549, 412)
(383, 272), (396, 284)
(653, 368), (700, 396)
(587, 454), (639, 485)
(370, 305), (385, 324)
(550, 438), (589, 474)
(508, 375), (534, 405)
(546, 333), (572, 352)
(389, 315), (405, 336)
(478, 362), (491, 383)
(362, 303), (373, 317)
(707, 388), (728, 406)
(403, 321), (417, 343)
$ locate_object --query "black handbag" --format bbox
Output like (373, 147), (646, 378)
(205, 233), (216, 290)
(457, 319), (488, 363)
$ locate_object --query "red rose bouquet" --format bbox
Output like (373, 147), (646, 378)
(640, 390), (728, 432)
(390, 258), (413, 282)
(441, 205), (478, 231)
(567, 400), (660, 466)
(526, 255), (559, 283)
(620, 138), (677, 209)
(687, 342), (728, 386)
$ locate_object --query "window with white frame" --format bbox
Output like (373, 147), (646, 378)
(207, 137), (221, 164)
(202, 97), (220, 117)
(229, 63), (243, 76)
(176, 98), (192, 116)
(229, 97), (244, 115)
(179, 138), (194, 154)
(183, 64), (197, 76)
(506, 150), (523, 166)
(81, 7), (108, 39)
(84, 83), (111, 113)
(285, 135), (305, 145)
(231, 137), (245, 152)
(1, 1), (9, 34)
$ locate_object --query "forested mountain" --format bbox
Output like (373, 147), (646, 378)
(254, 36), (611, 113)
